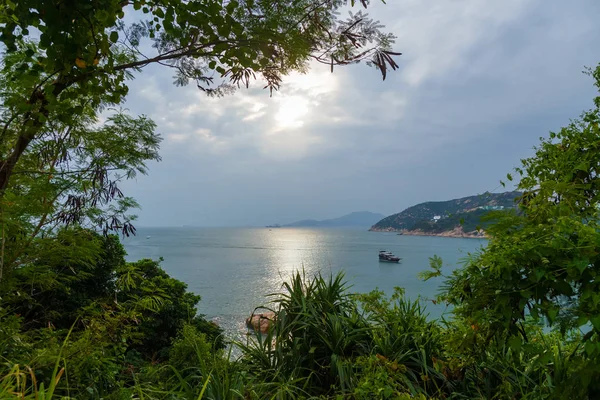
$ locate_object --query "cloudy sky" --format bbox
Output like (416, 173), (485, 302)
(120, 0), (600, 227)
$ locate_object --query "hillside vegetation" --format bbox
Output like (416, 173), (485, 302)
(410, 208), (493, 234)
(370, 191), (521, 234)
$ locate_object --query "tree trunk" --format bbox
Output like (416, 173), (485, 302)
(0, 82), (63, 193)
(0, 132), (36, 191)
(0, 215), (4, 282)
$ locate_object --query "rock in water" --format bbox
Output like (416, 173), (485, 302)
(246, 311), (276, 333)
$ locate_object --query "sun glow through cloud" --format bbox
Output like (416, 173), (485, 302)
(118, 0), (600, 228)
(274, 95), (310, 129)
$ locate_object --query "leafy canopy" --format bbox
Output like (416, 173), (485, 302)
(1, 0), (399, 94)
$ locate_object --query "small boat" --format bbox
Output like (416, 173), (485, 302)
(379, 250), (401, 263)
(146, 236), (151, 239)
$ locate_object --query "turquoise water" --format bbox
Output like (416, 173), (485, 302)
(122, 227), (486, 338)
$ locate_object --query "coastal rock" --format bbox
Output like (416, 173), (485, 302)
(403, 226), (487, 238)
(368, 226), (398, 232)
(246, 311), (276, 333)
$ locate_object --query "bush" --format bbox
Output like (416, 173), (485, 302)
(0, 229), (223, 399)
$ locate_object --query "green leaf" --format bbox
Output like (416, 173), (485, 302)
(552, 280), (573, 296)
(584, 340), (599, 357)
(418, 270), (440, 281)
(508, 335), (522, 351)
(576, 315), (589, 327)
(546, 306), (559, 323)
(109, 31), (119, 43)
(226, 0), (238, 14)
(217, 22), (231, 38)
(590, 316), (600, 331)
(163, 19), (174, 32)
(533, 269), (545, 282)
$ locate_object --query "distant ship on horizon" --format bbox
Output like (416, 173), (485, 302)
(265, 224), (282, 228)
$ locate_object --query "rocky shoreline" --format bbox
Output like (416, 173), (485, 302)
(369, 226), (487, 239)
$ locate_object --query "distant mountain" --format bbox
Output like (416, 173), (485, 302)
(370, 191), (521, 237)
(284, 211), (386, 228)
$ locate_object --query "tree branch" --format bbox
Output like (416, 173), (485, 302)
(112, 40), (236, 72)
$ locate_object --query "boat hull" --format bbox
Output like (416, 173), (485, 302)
(379, 258), (400, 263)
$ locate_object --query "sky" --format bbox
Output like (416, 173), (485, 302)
(119, 0), (600, 227)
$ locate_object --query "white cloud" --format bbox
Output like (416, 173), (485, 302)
(166, 133), (188, 143)
(259, 129), (324, 161)
(124, 0), (586, 162)
(119, 0), (600, 226)
(384, 0), (536, 87)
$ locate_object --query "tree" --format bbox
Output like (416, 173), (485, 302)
(0, 0), (400, 194)
(3, 229), (223, 352)
(0, 43), (161, 281)
(3, 229), (123, 330)
(117, 258), (224, 358)
(428, 64), (600, 360)
(0, 229), (224, 397)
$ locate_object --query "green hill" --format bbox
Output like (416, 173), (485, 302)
(370, 191), (521, 235)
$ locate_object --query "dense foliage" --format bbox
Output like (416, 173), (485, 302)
(0, 231), (223, 398)
(422, 63), (600, 397)
(233, 273), (592, 399)
(3, 267), (594, 399)
(435, 65), (600, 345)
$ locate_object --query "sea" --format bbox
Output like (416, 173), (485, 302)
(122, 227), (486, 340)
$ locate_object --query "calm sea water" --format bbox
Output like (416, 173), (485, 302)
(122, 227), (486, 338)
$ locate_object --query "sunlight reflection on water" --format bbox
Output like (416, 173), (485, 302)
(123, 227), (486, 339)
